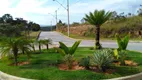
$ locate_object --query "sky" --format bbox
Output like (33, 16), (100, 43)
(0, 0), (141, 25)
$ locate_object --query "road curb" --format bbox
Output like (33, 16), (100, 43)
(54, 31), (78, 41)
(106, 72), (142, 80)
(0, 71), (35, 80)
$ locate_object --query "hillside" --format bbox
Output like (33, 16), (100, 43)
(58, 16), (142, 39)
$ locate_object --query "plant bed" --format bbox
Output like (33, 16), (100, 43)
(58, 61), (84, 70)
(0, 48), (142, 80)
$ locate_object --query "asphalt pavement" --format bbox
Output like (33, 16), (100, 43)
(38, 31), (142, 52)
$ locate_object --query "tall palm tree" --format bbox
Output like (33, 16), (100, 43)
(0, 38), (31, 66)
(84, 10), (112, 49)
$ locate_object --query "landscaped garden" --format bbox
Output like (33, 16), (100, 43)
(0, 47), (142, 80)
(0, 9), (142, 80)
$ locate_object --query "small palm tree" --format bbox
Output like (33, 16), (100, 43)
(84, 10), (112, 49)
(0, 38), (31, 66)
(55, 41), (81, 69)
(41, 39), (52, 50)
(29, 39), (36, 52)
(37, 40), (44, 53)
(19, 39), (31, 54)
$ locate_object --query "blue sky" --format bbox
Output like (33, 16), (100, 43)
(0, 0), (141, 25)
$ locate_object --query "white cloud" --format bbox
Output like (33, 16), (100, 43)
(0, 0), (141, 25)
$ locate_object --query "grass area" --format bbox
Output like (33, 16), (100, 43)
(61, 32), (95, 40)
(60, 32), (142, 41)
(0, 48), (142, 80)
(59, 16), (142, 40)
(29, 31), (41, 40)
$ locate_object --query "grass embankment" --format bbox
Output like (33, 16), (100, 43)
(59, 16), (142, 40)
(29, 31), (41, 40)
(0, 48), (142, 80)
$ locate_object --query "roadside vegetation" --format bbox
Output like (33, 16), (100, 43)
(57, 6), (142, 40)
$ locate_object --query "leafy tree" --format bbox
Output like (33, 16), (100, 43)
(137, 5), (142, 16)
(32, 23), (40, 31)
(0, 17), (4, 23)
(71, 22), (80, 26)
(0, 38), (31, 66)
(111, 11), (117, 20)
(81, 18), (85, 23)
(59, 20), (62, 24)
(0, 24), (21, 37)
(84, 10), (112, 49)
(2, 14), (13, 23)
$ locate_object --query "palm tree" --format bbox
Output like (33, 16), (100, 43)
(0, 38), (31, 66)
(18, 39), (32, 58)
(84, 10), (112, 49)
(37, 40), (43, 53)
(29, 39), (36, 52)
(41, 39), (52, 50)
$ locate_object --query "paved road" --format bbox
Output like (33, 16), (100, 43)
(39, 31), (142, 52)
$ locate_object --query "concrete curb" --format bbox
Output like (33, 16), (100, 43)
(54, 31), (142, 43)
(106, 72), (142, 80)
(0, 71), (35, 80)
(54, 31), (78, 41)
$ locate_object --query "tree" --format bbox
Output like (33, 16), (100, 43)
(18, 39), (31, 56)
(137, 5), (142, 16)
(29, 39), (36, 52)
(110, 11), (117, 20)
(40, 39), (52, 50)
(0, 17), (4, 23)
(84, 10), (112, 49)
(37, 40), (43, 53)
(0, 38), (31, 66)
(81, 18), (85, 23)
(58, 20), (62, 24)
(0, 24), (21, 37)
(32, 23), (40, 31)
(2, 14), (13, 23)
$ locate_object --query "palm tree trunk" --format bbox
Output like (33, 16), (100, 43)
(46, 44), (49, 50)
(13, 47), (18, 66)
(22, 48), (25, 54)
(39, 44), (41, 53)
(95, 26), (101, 49)
(33, 46), (36, 52)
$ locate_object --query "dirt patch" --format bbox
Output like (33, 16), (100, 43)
(58, 61), (84, 70)
(125, 60), (138, 66)
(113, 60), (138, 66)
(10, 61), (30, 66)
(58, 62), (115, 74)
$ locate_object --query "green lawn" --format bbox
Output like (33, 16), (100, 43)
(61, 32), (142, 41)
(0, 48), (142, 80)
(29, 31), (41, 40)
